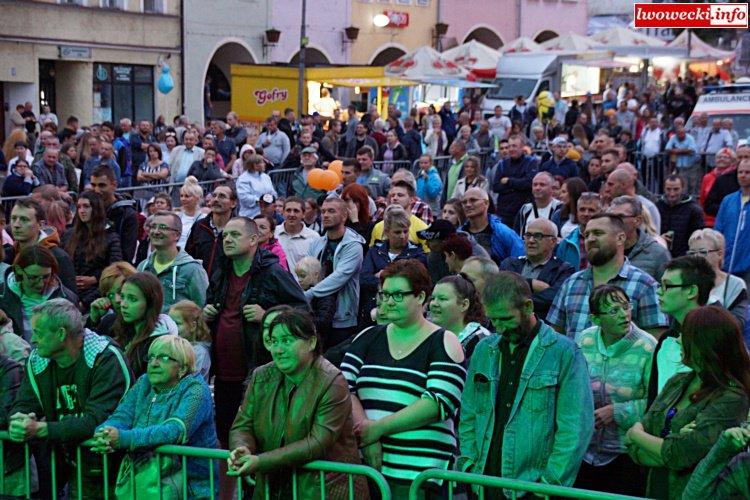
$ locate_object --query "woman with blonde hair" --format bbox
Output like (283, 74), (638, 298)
(2, 129), (27, 165)
(168, 300), (212, 381)
(93, 335), (218, 498)
(688, 228), (748, 327)
(237, 153), (276, 217)
(177, 176), (205, 250)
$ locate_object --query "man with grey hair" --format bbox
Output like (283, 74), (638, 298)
(9, 298), (132, 498)
(168, 130), (205, 184)
(226, 111), (248, 148)
(604, 166), (661, 228)
(137, 211), (209, 311)
(31, 148), (68, 192)
(460, 256), (500, 296)
(607, 195), (671, 280)
(461, 187), (525, 264)
(500, 218), (575, 317)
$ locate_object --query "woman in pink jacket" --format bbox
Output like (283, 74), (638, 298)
(253, 214), (289, 271)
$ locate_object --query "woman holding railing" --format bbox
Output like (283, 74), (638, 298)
(227, 309), (367, 499)
(92, 336), (218, 499)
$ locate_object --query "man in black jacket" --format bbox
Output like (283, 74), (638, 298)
(492, 134), (539, 226)
(657, 174), (705, 257)
(90, 165), (138, 263)
(185, 184), (237, 277)
(499, 218), (574, 317)
(9, 299), (132, 498)
(400, 117), (423, 164)
(203, 216), (307, 447)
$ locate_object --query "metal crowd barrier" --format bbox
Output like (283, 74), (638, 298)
(0, 430), (391, 500)
(408, 469), (646, 500)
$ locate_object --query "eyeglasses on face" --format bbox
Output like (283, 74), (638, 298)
(150, 224), (179, 233)
(377, 290), (417, 303)
(20, 269), (52, 283)
(523, 232), (556, 241)
(596, 302), (632, 318)
(147, 353), (179, 364)
(686, 249), (720, 257)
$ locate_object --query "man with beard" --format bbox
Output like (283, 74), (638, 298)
(306, 197), (364, 349)
(457, 271), (593, 497)
(547, 213), (668, 340)
(185, 184), (237, 277)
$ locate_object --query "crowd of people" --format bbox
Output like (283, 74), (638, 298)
(2, 73), (750, 499)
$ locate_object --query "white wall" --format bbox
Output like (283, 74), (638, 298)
(4, 82), (37, 138)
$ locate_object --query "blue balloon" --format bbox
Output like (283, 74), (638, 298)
(158, 64), (174, 95)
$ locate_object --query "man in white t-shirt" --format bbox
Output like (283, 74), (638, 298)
(487, 105), (511, 141)
(640, 117), (663, 158)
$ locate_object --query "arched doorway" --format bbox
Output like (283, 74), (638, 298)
(464, 27), (503, 50)
(370, 47), (406, 66)
(534, 30), (559, 44)
(289, 48), (330, 66)
(206, 42), (254, 121)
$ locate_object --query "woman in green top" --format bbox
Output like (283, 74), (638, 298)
(626, 305), (750, 499)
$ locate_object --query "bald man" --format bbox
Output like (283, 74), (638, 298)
(604, 167), (661, 229)
(499, 218), (575, 316)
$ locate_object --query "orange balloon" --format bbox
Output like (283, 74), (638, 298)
(319, 170), (340, 191)
(328, 160), (344, 183)
(307, 168), (326, 190)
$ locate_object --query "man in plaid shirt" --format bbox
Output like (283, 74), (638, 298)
(547, 213), (668, 340)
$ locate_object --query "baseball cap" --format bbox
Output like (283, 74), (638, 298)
(301, 146), (318, 155)
(417, 219), (456, 241)
(551, 137), (567, 146)
(259, 193), (276, 205)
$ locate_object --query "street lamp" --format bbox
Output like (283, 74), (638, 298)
(373, 14), (389, 28)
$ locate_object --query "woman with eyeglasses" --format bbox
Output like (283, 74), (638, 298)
(113, 272), (178, 377)
(429, 274), (489, 360)
(62, 191), (123, 311)
(341, 259), (466, 497)
(573, 285), (656, 496)
(0, 245), (78, 341)
(92, 335), (218, 499)
(228, 309), (367, 498)
(625, 305), (750, 500)
(688, 228), (748, 328)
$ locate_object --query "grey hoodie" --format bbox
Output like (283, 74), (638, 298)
(306, 228), (365, 328)
(137, 250), (209, 312)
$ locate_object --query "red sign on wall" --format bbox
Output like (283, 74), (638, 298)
(384, 10), (410, 28)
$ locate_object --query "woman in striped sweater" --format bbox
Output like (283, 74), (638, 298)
(341, 259), (467, 497)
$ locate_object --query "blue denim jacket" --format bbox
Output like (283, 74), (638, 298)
(457, 321), (594, 494)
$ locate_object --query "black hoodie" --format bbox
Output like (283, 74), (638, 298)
(106, 195), (138, 263)
(656, 194), (705, 257)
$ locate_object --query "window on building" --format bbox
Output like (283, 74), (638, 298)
(143, 0), (165, 13)
(60, 0), (87, 5)
(101, 0), (125, 9)
(93, 63), (154, 124)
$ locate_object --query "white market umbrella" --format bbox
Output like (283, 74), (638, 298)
(540, 32), (598, 52)
(668, 30), (735, 60)
(442, 40), (502, 70)
(385, 45), (468, 81)
(589, 27), (666, 47)
(500, 37), (543, 54)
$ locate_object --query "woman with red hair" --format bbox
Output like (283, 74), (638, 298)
(342, 183), (373, 244)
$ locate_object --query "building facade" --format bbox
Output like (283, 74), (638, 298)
(0, 0), (182, 141)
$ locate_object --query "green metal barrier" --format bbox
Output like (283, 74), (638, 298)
(408, 469), (646, 500)
(0, 430), (390, 499)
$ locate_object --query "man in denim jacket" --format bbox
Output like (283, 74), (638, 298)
(457, 272), (593, 497)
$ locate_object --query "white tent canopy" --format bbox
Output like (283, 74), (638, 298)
(499, 37), (543, 54)
(442, 40), (501, 70)
(589, 27), (666, 47)
(668, 30), (735, 60)
(541, 32), (598, 52)
(385, 45), (468, 81)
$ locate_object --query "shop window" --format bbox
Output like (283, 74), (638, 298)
(143, 0), (164, 13)
(93, 63), (154, 124)
(101, 0), (125, 9)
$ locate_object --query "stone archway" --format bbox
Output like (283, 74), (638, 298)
(205, 41), (255, 121)
(289, 47), (331, 66)
(464, 27), (504, 50)
(534, 30), (559, 44)
(370, 47), (406, 66)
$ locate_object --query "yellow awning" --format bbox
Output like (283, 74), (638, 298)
(323, 76), (419, 87)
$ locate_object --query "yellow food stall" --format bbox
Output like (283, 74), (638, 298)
(230, 64), (416, 123)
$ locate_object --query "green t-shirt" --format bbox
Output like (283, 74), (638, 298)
(445, 155), (467, 200)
